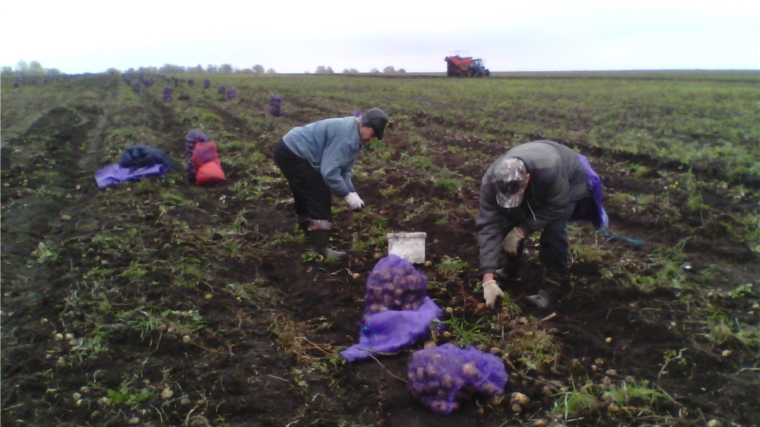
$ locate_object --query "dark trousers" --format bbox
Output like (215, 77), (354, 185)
(273, 140), (331, 221)
(504, 201), (578, 271)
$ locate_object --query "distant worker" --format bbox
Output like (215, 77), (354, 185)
(273, 109), (389, 258)
(477, 140), (607, 309)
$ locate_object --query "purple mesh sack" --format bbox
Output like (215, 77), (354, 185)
(184, 130), (210, 180)
(570, 153), (609, 230)
(341, 297), (443, 362)
(340, 255), (443, 362)
(226, 87), (237, 100)
(163, 85), (173, 96)
(407, 344), (508, 415)
(268, 94), (285, 117)
(361, 255), (429, 323)
(131, 81), (141, 94)
(217, 84), (226, 95)
(203, 79), (210, 89)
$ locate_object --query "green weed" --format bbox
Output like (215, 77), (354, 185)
(445, 315), (488, 347)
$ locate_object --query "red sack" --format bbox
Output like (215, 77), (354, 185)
(192, 141), (225, 185)
(196, 161), (225, 185)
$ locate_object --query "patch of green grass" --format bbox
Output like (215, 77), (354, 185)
(445, 315), (488, 347)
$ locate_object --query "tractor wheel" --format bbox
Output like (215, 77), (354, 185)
(485, 69), (491, 76)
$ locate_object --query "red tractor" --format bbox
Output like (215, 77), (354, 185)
(445, 55), (490, 77)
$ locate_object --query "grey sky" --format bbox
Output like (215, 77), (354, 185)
(2, 0), (759, 74)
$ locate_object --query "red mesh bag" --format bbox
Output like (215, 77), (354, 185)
(192, 141), (225, 185)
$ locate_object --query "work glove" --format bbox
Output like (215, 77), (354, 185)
(502, 227), (525, 257)
(344, 192), (365, 210)
(483, 280), (504, 309)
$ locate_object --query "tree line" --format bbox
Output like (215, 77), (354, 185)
(2, 60), (62, 76)
(2, 60), (408, 76)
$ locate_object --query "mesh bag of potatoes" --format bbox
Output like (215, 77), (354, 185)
(340, 255), (443, 362)
(362, 254), (429, 323)
(407, 343), (508, 415)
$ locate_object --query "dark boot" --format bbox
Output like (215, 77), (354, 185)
(297, 215), (310, 241)
(526, 267), (569, 308)
(310, 230), (346, 259)
(494, 266), (520, 283)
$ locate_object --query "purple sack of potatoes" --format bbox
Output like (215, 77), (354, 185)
(218, 84), (226, 95)
(361, 254), (429, 323)
(407, 344), (508, 415)
(226, 87), (237, 100)
(268, 94), (285, 117)
(203, 79), (210, 89)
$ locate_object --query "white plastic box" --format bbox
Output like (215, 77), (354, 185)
(387, 232), (427, 264)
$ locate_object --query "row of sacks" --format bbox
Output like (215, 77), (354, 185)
(94, 129), (226, 188)
(341, 254), (508, 415)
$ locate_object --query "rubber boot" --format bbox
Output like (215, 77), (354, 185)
(310, 230), (346, 259)
(297, 216), (310, 242)
(526, 267), (568, 308)
(494, 256), (521, 283)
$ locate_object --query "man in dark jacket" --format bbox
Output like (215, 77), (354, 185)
(274, 109), (389, 259)
(477, 140), (592, 308)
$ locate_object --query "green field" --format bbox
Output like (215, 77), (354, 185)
(1, 72), (758, 427)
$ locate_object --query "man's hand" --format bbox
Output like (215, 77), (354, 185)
(344, 192), (365, 210)
(483, 280), (504, 309)
(502, 227), (525, 257)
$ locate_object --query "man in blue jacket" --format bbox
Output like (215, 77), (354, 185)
(477, 140), (597, 309)
(274, 109), (389, 258)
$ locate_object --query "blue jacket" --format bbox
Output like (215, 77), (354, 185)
(283, 117), (361, 198)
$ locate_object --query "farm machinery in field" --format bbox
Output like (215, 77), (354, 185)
(445, 55), (490, 77)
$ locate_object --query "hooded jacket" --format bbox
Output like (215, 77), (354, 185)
(476, 141), (590, 274)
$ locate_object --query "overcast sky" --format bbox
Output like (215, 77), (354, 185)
(2, 0), (759, 74)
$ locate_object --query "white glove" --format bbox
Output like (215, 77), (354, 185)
(344, 192), (364, 210)
(483, 280), (504, 309)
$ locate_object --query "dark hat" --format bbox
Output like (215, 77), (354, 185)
(361, 108), (389, 140)
(491, 157), (527, 208)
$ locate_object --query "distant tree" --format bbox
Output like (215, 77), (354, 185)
(29, 61), (44, 74)
(253, 64), (265, 74)
(46, 68), (62, 76)
(160, 64), (186, 73)
(383, 66), (395, 73)
(349, 68), (359, 74)
(191, 64), (204, 73)
(137, 66), (157, 74)
(326, 66), (335, 74)
(206, 64), (218, 73)
(342, 69), (350, 74)
(398, 69), (406, 73)
(266, 68), (276, 74)
(370, 68), (379, 73)
(15, 60), (29, 73)
(238, 68), (254, 74)
(2, 66), (13, 75)
(219, 64), (233, 74)
(316, 65), (327, 74)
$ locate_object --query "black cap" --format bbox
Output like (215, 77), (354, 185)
(361, 108), (388, 140)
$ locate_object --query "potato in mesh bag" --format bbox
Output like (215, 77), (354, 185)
(407, 343), (508, 415)
(362, 255), (429, 322)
